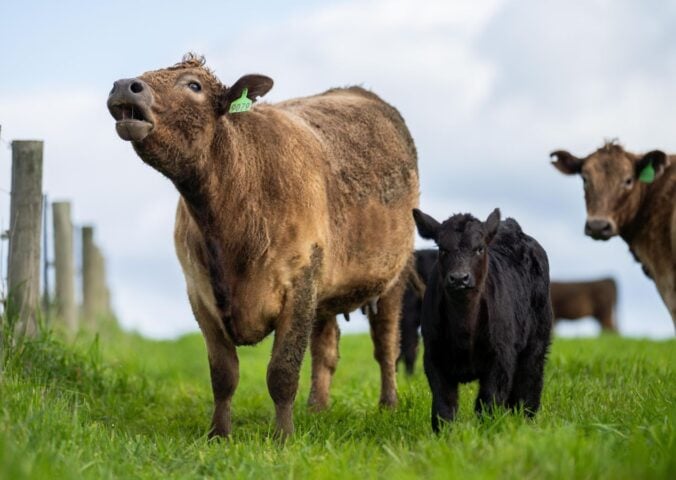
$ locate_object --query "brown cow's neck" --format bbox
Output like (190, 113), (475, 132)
(619, 182), (651, 245)
(619, 167), (675, 282)
(172, 123), (240, 225)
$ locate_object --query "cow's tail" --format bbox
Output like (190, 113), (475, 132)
(405, 255), (426, 299)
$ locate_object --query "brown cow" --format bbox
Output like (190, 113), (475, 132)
(551, 141), (675, 327)
(107, 54), (419, 438)
(550, 279), (617, 332)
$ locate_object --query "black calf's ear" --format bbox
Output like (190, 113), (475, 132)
(550, 150), (584, 175)
(635, 150), (669, 184)
(413, 209), (441, 241)
(219, 74), (274, 115)
(484, 208), (501, 243)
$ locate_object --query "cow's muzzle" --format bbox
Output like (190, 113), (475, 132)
(107, 78), (154, 142)
(446, 272), (474, 291)
(585, 217), (617, 240)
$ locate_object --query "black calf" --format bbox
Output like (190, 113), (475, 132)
(413, 208), (552, 432)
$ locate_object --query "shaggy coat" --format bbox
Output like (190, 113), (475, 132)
(551, 141), (675, 327)
(107, 55), (419, 438)
(398, 249), (436, 374)
(413, 208), (552, 432)
(550, 278), (617, 332)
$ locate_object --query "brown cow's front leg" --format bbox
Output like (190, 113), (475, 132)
(368, 279), (405, 407)
(191, 297), (240, 439)
(207, 334), (239, 438)
(308, 313), (340, 411)
(267, 250), (321, 438)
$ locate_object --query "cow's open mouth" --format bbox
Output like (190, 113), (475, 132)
(109, 103), (154, 142)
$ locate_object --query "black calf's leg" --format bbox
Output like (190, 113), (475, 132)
(399, 312), (420, 376)
(475, 360), (514, 416)
(508, 345), (548, 416)
(424, 354), (459, 432)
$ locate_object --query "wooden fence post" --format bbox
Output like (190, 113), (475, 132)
(93, 246), (110, 317)
(6, 140), (44, 339)
(82, 226), (109, 326)
(52, 201), (77, 334)
(81, 225), (96, 326)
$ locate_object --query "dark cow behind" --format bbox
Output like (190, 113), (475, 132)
(551, 140), (675, 327)
(413, 208), (552, 432)
(397, 249), (436, 375)
(550, 278), (617, 332)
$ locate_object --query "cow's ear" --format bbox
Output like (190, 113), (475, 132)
(218, 74), (274, 115)
(635, 150), (669, 184)
(550, 150), (584, 175)
(413, 209), (441, 241)
(484, 208), (501, 244)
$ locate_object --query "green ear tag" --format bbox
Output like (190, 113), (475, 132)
(639, 162), (655, 183)
(229, 88), (252, 113)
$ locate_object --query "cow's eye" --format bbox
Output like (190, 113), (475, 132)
(624, 177), (633, 188)
(474, 247), (484, 256)
(188, 81), (202, 92)
(582, 176), (589, 188)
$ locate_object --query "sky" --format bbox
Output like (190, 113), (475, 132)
(1, 0), (674, 339)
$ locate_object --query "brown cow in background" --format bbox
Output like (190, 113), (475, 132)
(107, 54), (419, 438)
(551, 141), (675, 327)
(550, 279), (617, 332)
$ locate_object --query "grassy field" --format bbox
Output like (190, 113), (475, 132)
(0, 323), (674, 479)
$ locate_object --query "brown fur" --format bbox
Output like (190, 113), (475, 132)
(550, 279), (617, 332)
(113, 54), (419, 437)
(551, 141), (675, 327)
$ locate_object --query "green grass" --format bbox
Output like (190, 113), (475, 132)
(0, 324), (674, 479)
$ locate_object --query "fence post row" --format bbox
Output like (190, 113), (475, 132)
(3, 136), (111, 338)
(52, 201), (77, 334)
(6, 140), (44, 339)
(82, 226), (109, 325)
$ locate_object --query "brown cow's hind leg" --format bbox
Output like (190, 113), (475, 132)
(368, 279), (404, 407)
(308, 313), (340, 411)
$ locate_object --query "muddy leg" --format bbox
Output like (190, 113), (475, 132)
(266, 251), (320, 438)
(308, 313), (340, 411)
(207, 333), (239, 438)
(191, 297), (239, 439)
(368, 280), (404, 407)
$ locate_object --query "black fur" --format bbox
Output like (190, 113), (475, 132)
(413, 208), (552, 432)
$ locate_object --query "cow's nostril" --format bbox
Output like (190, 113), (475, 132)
(130, 81), (144, 94)
(109, 82), (118, 95)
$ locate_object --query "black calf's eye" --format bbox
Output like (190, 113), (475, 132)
(188, 82), (202, 92)
(624, 177), (633, 188)
(475, 247), (484, 256)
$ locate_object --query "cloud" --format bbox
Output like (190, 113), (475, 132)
(1, 0), (673, 338)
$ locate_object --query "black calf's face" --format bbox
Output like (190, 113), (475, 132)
(413, 208), (501, 293)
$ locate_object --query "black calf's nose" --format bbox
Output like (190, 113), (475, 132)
(447, 272), (471, 287)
